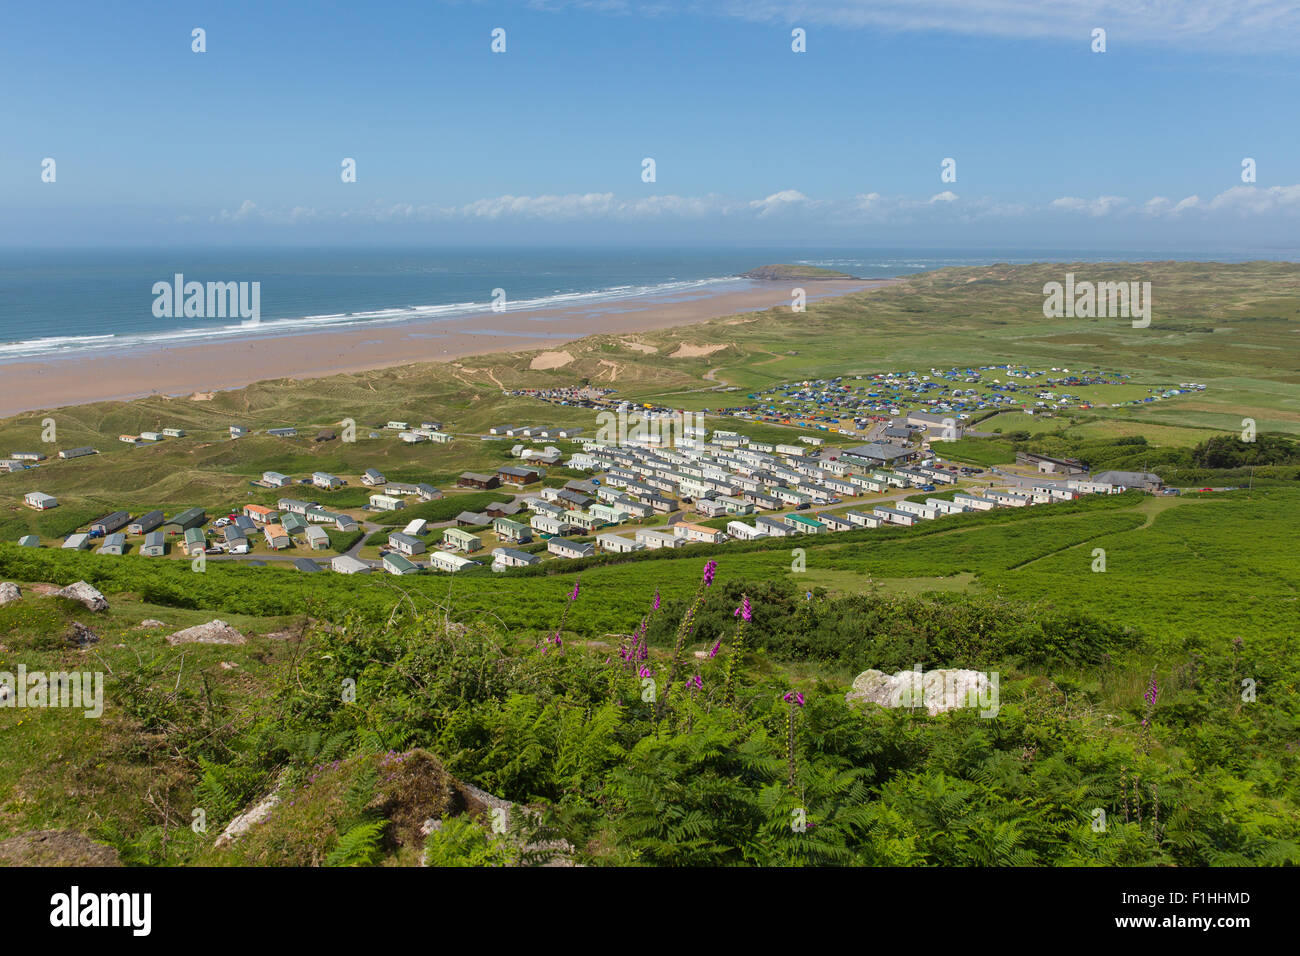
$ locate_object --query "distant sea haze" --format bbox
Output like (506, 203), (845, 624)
(0, 246), (1294, 361)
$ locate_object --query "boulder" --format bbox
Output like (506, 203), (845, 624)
(165, 620), (247, 645)
(846, 667), (998, 716)
(66, 622), (99, 647)
(135, 619), (168, 629)
(0, 582), (20, 606)
(54, 581), (108, 612)
(215, 790), (281, 848)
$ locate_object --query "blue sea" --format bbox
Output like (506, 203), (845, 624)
(1, 245), (1295, 360)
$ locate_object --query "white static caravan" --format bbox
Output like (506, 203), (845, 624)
(369, 494), (405, 512)
(694, 498), (727, 519)
(530, 513), (569, 536)
(717, 495), (754, 515)
(986, 491), (1032, 507)
(872, 507), (915, 527)
(24, 491), (57, 510)
(382, 553), (420, 576)
(403, 518), (429, 536)
(492, 547), (541, 569)
(431, 548), (478, 572)
(816, 513), (854, 532)
(597, 533), (644, 554)
(304, 526), (331, 550)
(387, 532), (426, 556)
(1067, 479), (1113, 495)
(753, 516), (790, 537)
(97, 533), (126, 556)
(312, 472), (344, 490)
(673, 523), (727, 545)
(62, 533), (92, 550)
(844, 510), (882, 529)
(262, 471), (292, 487)
(726, 520), (767, 541)
(952, 493), (998, 511)
(926, 498), (970, 516)
(548, 538), (595, 560)
(140, 531), (166, 556)
(894, 500), (940, 521)
(850, 476), (886, 494)
(332, 555), (372, 574)
(634, 529), (683, 550)
(917, 467), (957, 485)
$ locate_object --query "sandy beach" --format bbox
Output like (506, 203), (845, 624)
(0, 279), (890, 417)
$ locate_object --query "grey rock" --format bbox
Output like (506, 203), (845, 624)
(54, 581), (108, 612)
(846, 667), (997, 716)
(165, 620), (247, 645)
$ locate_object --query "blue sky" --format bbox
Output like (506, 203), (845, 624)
(4, 0), (1299, 247)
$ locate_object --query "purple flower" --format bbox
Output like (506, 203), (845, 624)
(708, 638), (721, 659)
(569, 579), (581, 602)
(687, 674), (703, 692)
(783, 690), (805, 707)
(638, 665), (653, 678)
(702, 560), (717, 587)
(733, 595), (752, 622)
(652, 590), (661, 612)
(1144, 676), (1159, 706)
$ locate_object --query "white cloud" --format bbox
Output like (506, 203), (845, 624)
(703, 1), (1300, 53)
(1050, 195), (1128, 217)
(209, 183), (1300, 229)
(521, 1), (1300, 52)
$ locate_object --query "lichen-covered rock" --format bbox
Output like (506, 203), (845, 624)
(0, 582), (21, 606)
(215, 790), (282, 848)
(846, 668), (998, 716)
(54, 581), (108, 612)
(165, 620), (247, 645)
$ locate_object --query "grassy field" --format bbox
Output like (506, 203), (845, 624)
(2, 260), (1298, 866)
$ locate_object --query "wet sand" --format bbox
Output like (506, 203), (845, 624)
(0, 279), (892, 417)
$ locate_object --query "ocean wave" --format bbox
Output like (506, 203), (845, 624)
(0, 275), (747, 360)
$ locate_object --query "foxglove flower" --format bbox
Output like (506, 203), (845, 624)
(783, 690), (805, 707)
(702, 560), (717, 587)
